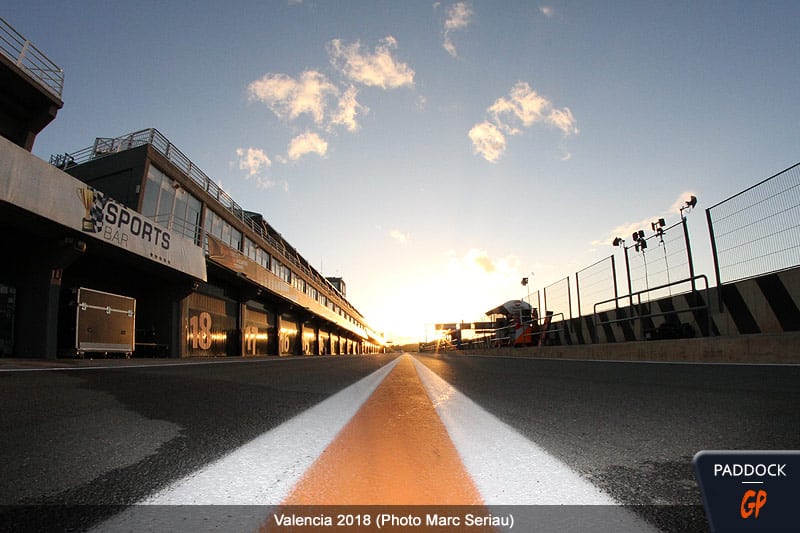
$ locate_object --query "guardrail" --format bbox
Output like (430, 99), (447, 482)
(592, 275), (710, 341)
(0, 17), (64, 99)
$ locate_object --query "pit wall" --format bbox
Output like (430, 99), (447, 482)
(548, 267), (800, 348)
(445, 268), (800, 364)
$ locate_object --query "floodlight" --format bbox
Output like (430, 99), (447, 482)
(651, 218), (665, 231)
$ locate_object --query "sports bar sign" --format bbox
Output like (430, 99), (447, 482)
(0, 136), (207, 281)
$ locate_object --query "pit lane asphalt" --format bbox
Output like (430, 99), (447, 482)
(1, 352), (798, 532)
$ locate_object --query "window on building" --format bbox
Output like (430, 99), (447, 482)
(204, 209), (242, 251)
(141, 165), (202, 244)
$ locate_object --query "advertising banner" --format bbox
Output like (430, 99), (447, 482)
(0, 136), (207, 281)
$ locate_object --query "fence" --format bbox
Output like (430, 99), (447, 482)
(419, 160), (800, 352)
(0, 17), (64, 99)
(706, 162), (800, 285)
(543, 277), (571, 322)
(576, 255), (617, 316)
(625, 219), (693, 302)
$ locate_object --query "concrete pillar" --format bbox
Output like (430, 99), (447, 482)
(14, 237), (85, 358)
(14, 266), (61, 358)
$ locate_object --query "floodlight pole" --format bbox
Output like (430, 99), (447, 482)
(680, 198), (698, 294)
(613, 238), (633, 308)
(682, 213), (696, 293)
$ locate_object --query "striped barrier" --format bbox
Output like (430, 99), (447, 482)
(546, 266), (799, 346)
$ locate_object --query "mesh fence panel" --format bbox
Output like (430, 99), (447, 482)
(576, 255), (617, 315)
(707, 163), (800, 283)
(543, 277), (571, 322)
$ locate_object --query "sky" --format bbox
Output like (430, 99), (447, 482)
(6, 1), (800, 344)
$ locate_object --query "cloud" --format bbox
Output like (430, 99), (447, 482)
(329, 85), (368, 132)
(470, 81), (578, 162)
(547, 107), (579, 136)
(539, 5), (555, 17)
(469, 249), (496, 273)
(489, 81), (578, 136)
(328, 36), (415, 89)
(442, 2), (473, 57)
(254, 176), (278, 190)
(468, 121), (506, 163)
(287, 131), (328, 160)
(235, 147), (272, 175)
(247, 70), (338, 125)
(390, 229), (410, 244)
(593, 191), (699, 247)
(448, 248), (521, 282)
(246, 36), (413, 164)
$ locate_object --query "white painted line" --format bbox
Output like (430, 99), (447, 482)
(141, 355), (401, 505)
(411, 355), (612, 505)
(411, 356), (660, 531)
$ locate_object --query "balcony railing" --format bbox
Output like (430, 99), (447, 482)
(0, 17), (64, 99)
(50, 128), (375, 336)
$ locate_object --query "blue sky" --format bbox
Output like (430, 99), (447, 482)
(7, 1), (800, 343)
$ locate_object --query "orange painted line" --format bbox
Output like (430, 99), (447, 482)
(281, 355), (483, 506)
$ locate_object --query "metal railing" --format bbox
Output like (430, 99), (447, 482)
(592, 275), (710, 341)
(418, 313), (564, 352)
(49, 128), (371, 332)
(625, 219), (692, 301)
(0, 17), (64, 99)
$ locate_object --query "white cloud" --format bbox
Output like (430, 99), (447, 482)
(254, 176), (277, 190)
(448, 248), (521, 283)
(539, 5), (555, 17)
(390, 229), (410, 244)
(593, 191), (699, 247)
(547, 106), (579, 136)
(235, 147), (272, 175)
(443, 2), (473, 57)
(287, 131), (328, 160)
(329, 85), (368, 132)
(246, 37), (414, 165)
(468, 121), (506, 163)
(327, 36), (415, 89)
(470, 81), (578, 162)
(489, 81), (578, 136)
(247, 70), (338, 125)
(469, 249), (496, 273)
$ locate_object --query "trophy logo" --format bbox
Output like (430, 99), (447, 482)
(77, 187), (105, 233)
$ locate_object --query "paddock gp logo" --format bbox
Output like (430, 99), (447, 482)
(694, 451), (799, 532)
(77, 187), (170, 250)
